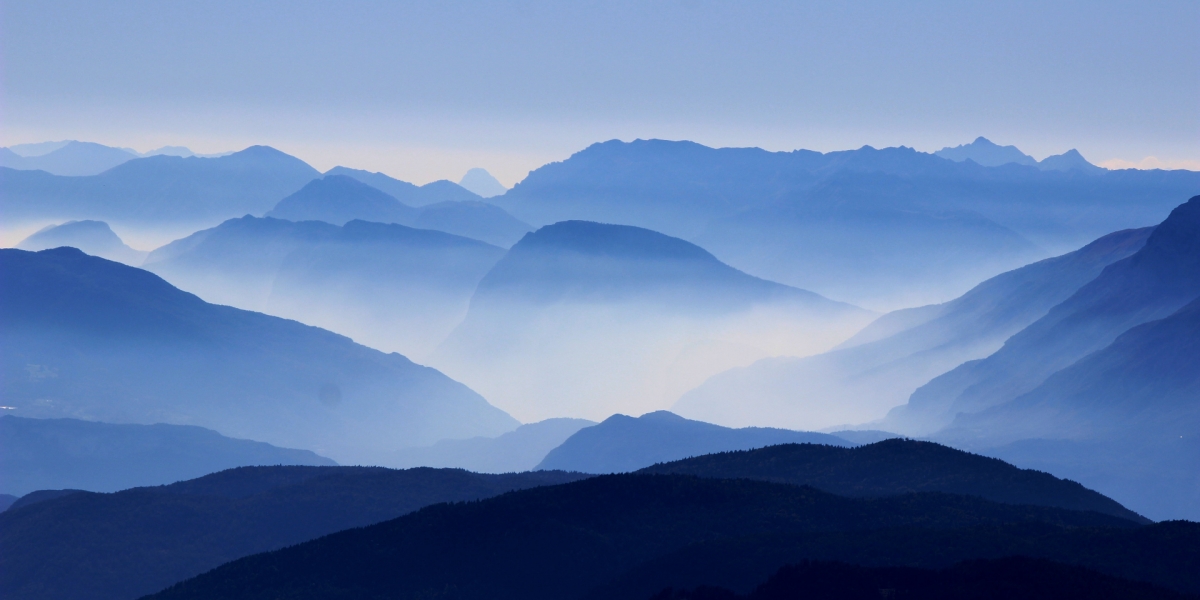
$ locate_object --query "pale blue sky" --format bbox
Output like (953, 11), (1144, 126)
(2, 0), (1197, 183)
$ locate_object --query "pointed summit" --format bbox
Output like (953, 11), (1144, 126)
(934, 137), (1037, 167)
(1037, 148), (1104, 173)
(458, 168), (508, 198)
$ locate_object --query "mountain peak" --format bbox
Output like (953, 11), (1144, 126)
(934, 137), (1037, 167)
(1037, 148), (1103, 173)
(458, 168), (507, 198)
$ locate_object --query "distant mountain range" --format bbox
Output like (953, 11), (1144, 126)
(935, 137), (1105, 173)
(0, 141), (141, 176)
(16, 220), (148, 265)
(325, 165), (484, 207)
(0, 247), (517, 464)
(391, 418), (596, 473)
(266, 174), (531, 247)
(537, 411), (851, 473)
(673, 226), (1153, 430)
(143, 472), (1170, 600)
(458, 167), (509, 198)
(144, 215), (507, 358)
(494, 139), (1199, 308)
(0, 415), (334, 497)
(0, 466), (586, 600)
(432, 220), (874, 421)
(1, 146), (319, 226)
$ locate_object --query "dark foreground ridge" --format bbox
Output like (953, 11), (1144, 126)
(145, 474), (1190, 600)
(0, 466), (587, 600)
(638, 439), (1146, 523)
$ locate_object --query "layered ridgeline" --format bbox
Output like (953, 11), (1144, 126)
(537, 411), (851, 473)
(325, 166), (483, 206)
(0, 141), (140, 176)
(390, 418), (596, 473)
(674, 227), (1153, 430)
(0, 466), (586, 600)
(494, 139), (1199, 308)
(145, 472), (1189, 600)
(879, 196), (1200, 520)
(934, 136), (1104, 173)
(432, 221), (874, 422)
(266, 174), (531, 247)
(1, 146), (319, 226)
(0, 248), (517, 464)
(144, 216), (506, 358)
(0, 415), (334, 497)
(16, 220), (149, 265)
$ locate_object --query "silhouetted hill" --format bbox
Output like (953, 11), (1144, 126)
(0, 415), (334, 497)
(145, 474), (1159, 600)
(459, 167), (508, 198)
(16, 219), (148, 265)
(538, 412), (850, 473)
(6, 490), (83, 512)
(494, 139), (1197, 307)
(654, 557), (1191, 600)
(676, 227), (1152, 430)
(902, 196), (1200, 436)
(0, 141), (138, 176)
(1, 146), (320, 225)
(325, 166), (482, 206)
(145, 216), (506, 357)
(0, 247), (517, 464)
(935, 137), (1038, 167)
(392, 418), (596, 472)
(432, 221), (873, 421)
(266, 174), (532, 246)
(1038, 149), (1104, 173)
(0, 495), (14, 512)
(0, 466), (587, 600)
(266, 174), (417, 225)
(637, 439), (1145, 523)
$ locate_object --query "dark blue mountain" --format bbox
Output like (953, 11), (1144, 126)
(145, 216), (506, 358)
(674, 226), (1152, 432)
(0, 415), (334, 497)
(0, 248), (517, 464)
(494, 139), (1198, 307)
(0, 466), (586, 600)
(16, 219), (148, 265)
(432, 221), (873, 423)
(537, 411), (850, 473)
(0, 495), (14, 513)
(902, 196), (1200, 435)
(265, 174), (531, 246)
(0, 146), (320, 225)
(0, 140), (138, 176)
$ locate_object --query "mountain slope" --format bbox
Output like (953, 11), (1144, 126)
(900, 196), (1200, 433)
(0, 466), (585, 600)
(934, 137), (1038, 167)
(145, 474), (1153, 600)
(144, 216), (506, 357)
(0, 247), (517, 463)
(0, 146), (320, 225)
(0, 415), (333, 497)
(537, 411), (850, 473)
(16, 220), (148, 265)
(391, 418), (596, 473)
(459, 167), (508, 198)
(432, 221), (874, 421)
(637, 439), (1144, 523)
(676, 227), (1152, 431)
(325, 166), (482, 206)
(0, 141), (138, 176)
(265, 174), (417, 225)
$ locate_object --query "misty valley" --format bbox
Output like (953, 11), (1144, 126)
(2, 136), (1199, 600)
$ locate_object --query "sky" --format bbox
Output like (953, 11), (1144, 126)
(2, 0), (1197, 185)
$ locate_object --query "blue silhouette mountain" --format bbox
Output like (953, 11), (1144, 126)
(432, 221), (874, 421)
(934, 137), (1038, 167)
(0, 247), (517, 463)
(266, 174), (531, 246)
(16, 219), (148, 265)
(0, 141), (138, 176)
(537, 411), (850, 473)
(458, 167), (508, 198)
(1, 146), (320, 225)
(145, 216), (507, 357)
(493, 139), (1197, 307)
(1037, 149), (1105, 173)
(0, 466), (585, 600)
(324, 166), (482, 206)
(674, 226), (1153, 430)
(0, 415), (334, 497)
(141, 472), (1175, 600)
(391, 418), (596, 473)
